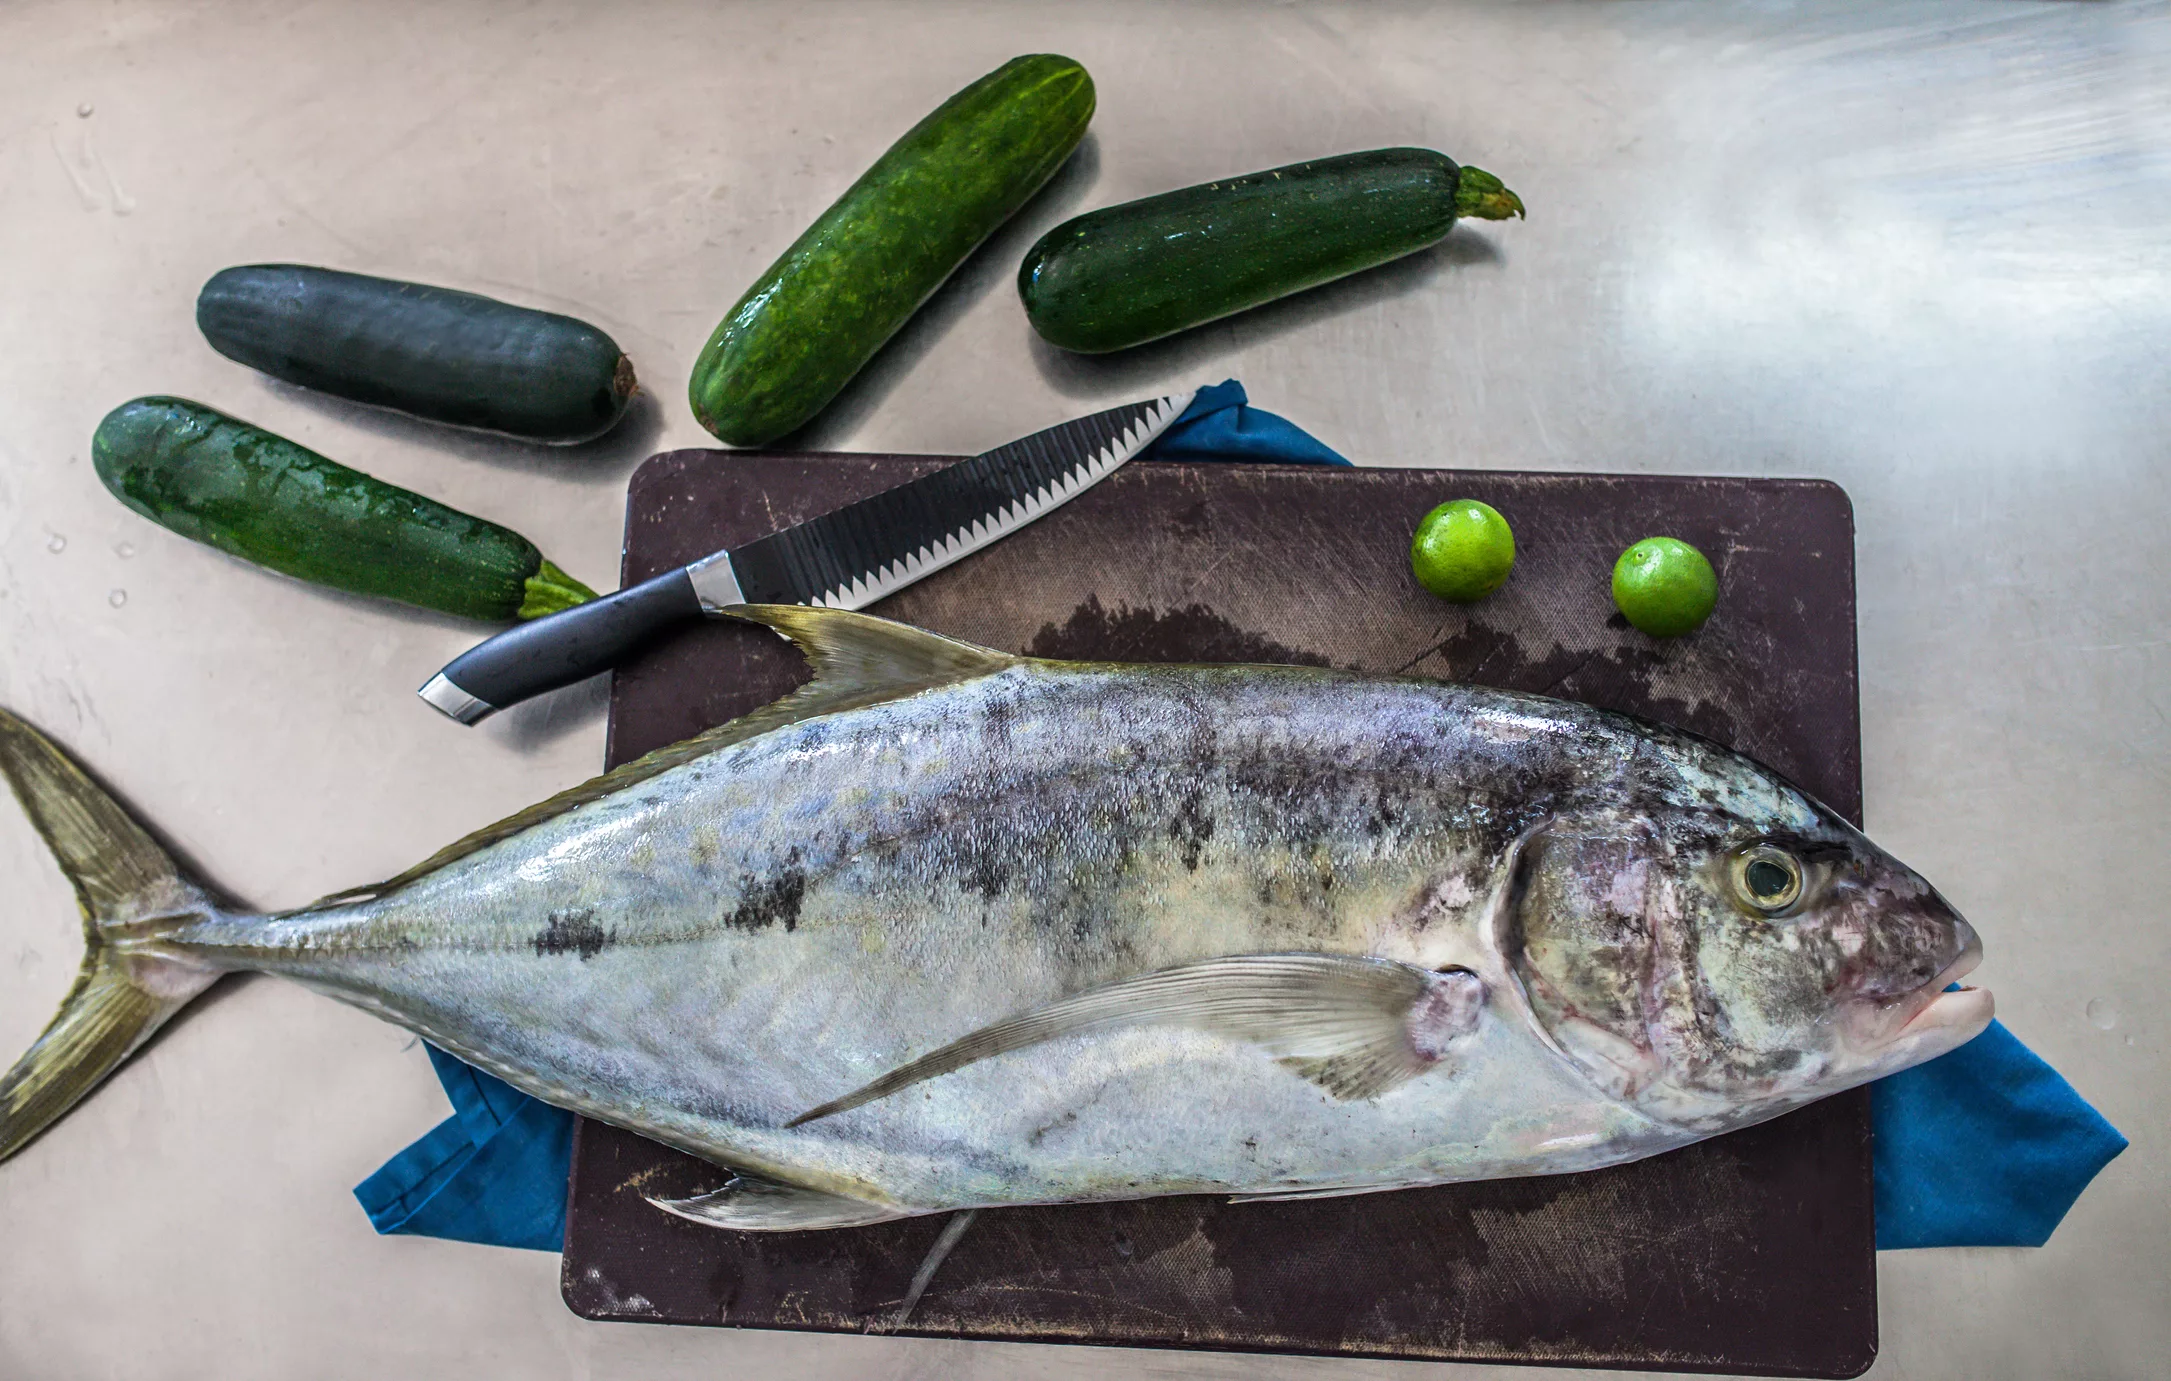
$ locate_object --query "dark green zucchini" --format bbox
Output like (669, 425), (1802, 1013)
(197, 266), (636, 443)
(1018, 148), (1524, 353)
(689, 54), (1094, 446)
(91, 397), (595, 621)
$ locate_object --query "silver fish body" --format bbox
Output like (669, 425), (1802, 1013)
(0, 608), (1991, 1228)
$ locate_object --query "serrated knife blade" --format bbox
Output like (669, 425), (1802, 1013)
(418, 390), (1197, 724)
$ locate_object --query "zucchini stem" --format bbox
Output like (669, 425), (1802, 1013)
(519, 558), (599, 619)
(1453, 167), (1525, 221)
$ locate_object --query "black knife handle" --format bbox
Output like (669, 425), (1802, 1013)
(417, 568), (705, 723)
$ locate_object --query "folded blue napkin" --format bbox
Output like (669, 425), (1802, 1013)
(1872, 1013), (2126, 1249)
(359, 380), (2121, 1253)
(1148, 379), (1350, 465)
(355, 1043), (573, 1252)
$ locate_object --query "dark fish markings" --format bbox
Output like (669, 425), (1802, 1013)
(1167, 790), (1216, 872)
(727, 862), (807, 933)
(979, 693), (1016, 749)
(535, 908), (611, 960)
(962, 850), (1009, 902)
(1165, 681), (1221, 872)
(1028, 1109), (1080, 1147)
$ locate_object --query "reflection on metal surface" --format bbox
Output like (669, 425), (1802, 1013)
(685, 549), (747, 613)
(417, 672), (492, 726)
(1616, 2), (2171, 473)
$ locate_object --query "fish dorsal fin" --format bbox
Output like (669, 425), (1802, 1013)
(789, 954), (1488, 1127)
(724, 604), (1017, 706)
(305, 607), (1014, 909)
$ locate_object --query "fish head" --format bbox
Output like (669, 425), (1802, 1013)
(1503, 751), (1991, 1130)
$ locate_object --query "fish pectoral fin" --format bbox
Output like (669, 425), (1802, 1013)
(789, 954), (1487, 1127)
(1279, 1049), (1429, 1102)
(647, 1173), (907, 1232)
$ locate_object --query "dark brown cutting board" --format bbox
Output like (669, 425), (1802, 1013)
(562, 453), (1873, 1378)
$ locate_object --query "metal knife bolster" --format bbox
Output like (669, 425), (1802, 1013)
(417, 672), (494, 725)
(685, 549), (746, 612)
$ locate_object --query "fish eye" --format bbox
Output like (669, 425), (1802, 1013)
(1730, 844), (1804, 914)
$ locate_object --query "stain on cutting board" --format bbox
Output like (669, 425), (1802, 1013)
(1027, 596), (1332, 667)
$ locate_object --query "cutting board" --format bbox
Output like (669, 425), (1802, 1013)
(561, 453), (1874, 1378)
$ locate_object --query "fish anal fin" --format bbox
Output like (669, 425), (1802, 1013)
(790, 954), (1487, 1127)
(647, 1173), (907, 1232)
(309, 609), (1015, 909)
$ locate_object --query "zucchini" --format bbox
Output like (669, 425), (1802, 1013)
(690, 54), (1094, 446)
(196, 266), (636, 443)
(1018, 147), (1524, 353)
(91, 397), (596, 622)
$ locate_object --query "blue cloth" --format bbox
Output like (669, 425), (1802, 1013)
(355, 1044), (573, 1252)
(358, 380), (2122, 1254)
(1143, 379), (1351, 466)
(1872, 1016), (2125, 1248)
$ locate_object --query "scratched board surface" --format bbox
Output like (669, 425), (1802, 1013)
(563, 454), (1872, 1377)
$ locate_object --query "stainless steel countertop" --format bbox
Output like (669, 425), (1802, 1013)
(1, 2), (2162, 1378)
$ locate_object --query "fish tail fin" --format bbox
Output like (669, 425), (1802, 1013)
(0, 707), (226, 1164)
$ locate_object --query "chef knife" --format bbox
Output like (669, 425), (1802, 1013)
(418, 390), (1197, 724)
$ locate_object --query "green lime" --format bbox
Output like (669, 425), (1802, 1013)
(1410, 499), (1515, 603)
(1612, 536), (1717, 637)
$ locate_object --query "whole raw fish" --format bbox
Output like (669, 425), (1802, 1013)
(0, 606), (1990, 1230)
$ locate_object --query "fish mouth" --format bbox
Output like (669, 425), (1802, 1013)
(1873, 921), (1993, 1049)
(1894, 945), (1992, 1038)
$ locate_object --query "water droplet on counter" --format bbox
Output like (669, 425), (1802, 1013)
(115, 541), (135, 558)
(77, 102), (93, 118)
(46, 534), (65, 553)
(2086, 997), (2117, 1031)
(108, 588), (126, 608)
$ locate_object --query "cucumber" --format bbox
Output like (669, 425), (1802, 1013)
(91, 397), (596, 622)
(690, 54), (1094, 446)
(1017, 148), (1524, 353)
(196, 266), (636, 443)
